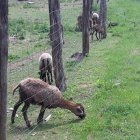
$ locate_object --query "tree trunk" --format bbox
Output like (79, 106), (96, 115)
(99, 0), (107, 38)
(48, 0), (66, 92)
(89, 0), (93, 15)
(82, 0), (90, 56)
(0, 0), (8, 139)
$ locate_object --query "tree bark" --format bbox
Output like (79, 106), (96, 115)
(48, 0), (66, 92)
(89, 0), (94, 15)
(82, 0), (90, 56)
(0, 0), (8, 139)
(99, 0), (107, 38)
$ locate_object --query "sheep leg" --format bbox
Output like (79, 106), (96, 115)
(22, 103), (31, 128)
(50, 71), (53, 83)
(44, 76), (47, 82)
(41, 72), (46, 82)
(99, 32), (101, 40)
(11, 99), (23, 124)
(47, 72), (51, 84)
(37, 106), (46, 124)
(92, 31), (95, 41)
(95, 31), (99, 40)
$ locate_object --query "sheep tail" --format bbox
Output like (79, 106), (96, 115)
(13, 84), (20, 95)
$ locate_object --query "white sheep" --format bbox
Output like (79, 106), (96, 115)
(91, 12), (99, 24)
(38, 53), (53, 84)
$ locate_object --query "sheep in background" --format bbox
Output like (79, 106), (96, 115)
(38, 53), (53, 84)
(11, 78), (86, 128)
(91, 22), (105, 40)
(91, 12), (99, 25)
(77, 13), (83, 31)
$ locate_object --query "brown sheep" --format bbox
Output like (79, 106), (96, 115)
(90, 22), (105, 40)
(77, 13), (83, 31)
(11, 78), (86, 128)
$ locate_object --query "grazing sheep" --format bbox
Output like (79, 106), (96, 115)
(89, 17), (94, 33)
(90, 19), (104, 40)
(11, 78), (86, 128)
(38, 53), (53, 84)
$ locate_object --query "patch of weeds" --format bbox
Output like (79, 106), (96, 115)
(23, 3), (41, 9)
(9, 18), (26, 40)
(65, 61), (79, 71)
(8, 54), (20, 61)
(23, 3), (33, 9)
(34, 43), (44, 48)
(75, 26), (81, 32)
(18, 30), (25, 40)
(63, 24), (76, 32)
(38, 34), (45, 40)
(112, 29), (122, 37)
(34, 23), (49, 33)
(28, 22), (49, 34)
(104, 105), (134, 117)
(136, 70), (140, 74)
(95, 78), (124, 91)
(132, 77), (140, 82)
(25, 51), (30, 55)
(60, 0), (73, 2)
(95, 79), (114, 91)
(92, 3), (99, 12)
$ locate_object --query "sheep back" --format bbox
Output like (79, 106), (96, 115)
(39, 53), (52, 72)
(17, 78), (63, 108)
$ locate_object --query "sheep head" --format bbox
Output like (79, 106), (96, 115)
(73, 104), (86, 119)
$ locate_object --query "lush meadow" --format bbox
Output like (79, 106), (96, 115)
(7, 0), (140, 139)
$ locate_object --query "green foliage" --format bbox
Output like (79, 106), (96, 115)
(104, 105), (134, 116)
(34, 43), (44, 48)
(8, 54), (20, 61)
(63, 24), (76, 32)
(92, 3), (99, 12)
(9, 18), (26, 40)
(33, 23), (49, 33)
(23, 3), (33, 9)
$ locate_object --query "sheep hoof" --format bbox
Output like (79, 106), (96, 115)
(27, 123), (31, 128)
(26, 121), (31, 128)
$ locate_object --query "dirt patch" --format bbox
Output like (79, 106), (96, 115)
(8, 50), (51, 71)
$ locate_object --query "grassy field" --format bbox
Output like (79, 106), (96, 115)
(7, 0), (140, 139)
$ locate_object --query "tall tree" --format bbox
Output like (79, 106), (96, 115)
(89, 0), (94, 15)
(99, 0), (107, 38)
(0, 0), (8, 139)
(82, 0), (90, 56)
(48, 0), (66, 92)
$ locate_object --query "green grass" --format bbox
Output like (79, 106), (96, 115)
(7, 0), (140, 139)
